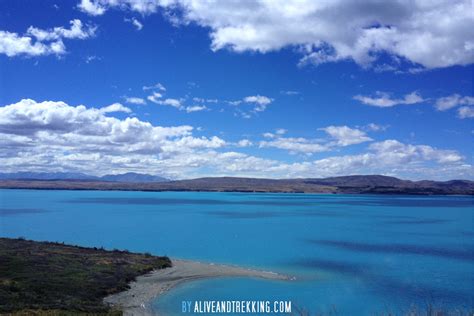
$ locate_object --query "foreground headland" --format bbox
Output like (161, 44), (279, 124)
(0, 237), (171, 314)
(104, 259), (291, 316)
(0, 238), (290, 315)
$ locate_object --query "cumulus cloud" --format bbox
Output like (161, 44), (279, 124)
(432, 94), (474, 119)
(254, 139), (469, 180)
(260, 126), (372, 154)
(0, 99), (188, 140)
(77, 0), (474, 70)
(99, 103), (131, 113)
(319, 126), (372, 146)
(85, 55), (100, 63)
(0, 99), (230, 177)
(143, 82), (166, 91)
(260, 137), (329, 154)
(458, 106), (474, 119)
(363, 123), (389, 132)
(280, 90), (300, 96)
(77, 0), (106, 15)
(185, 105), (208, 113)
(125, 97), (146, 105)
(147, 92), (163, 104)
(0, 19), (95, 57)
(305, 140), (469, 179)
(145, 87), (213, 113)
(0, 99), (470, 180)
(275, 129), (287, 135)
(26, 19), (96, 41)
(354, 91), (425, 108)
(193, 97), (218, 103)
(78, 0), (161, 15)
(236, 139), (253, 147)
(155, 98), (183, 109)
(435, 94), (474, 111)
(368, 140), (462, 164)
(436, 95), (464, 111)
(229, 94), (273, 117)
(124, 17), (144, 30)
(243, 95), (272, 106)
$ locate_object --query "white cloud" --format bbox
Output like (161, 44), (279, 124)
(185, 105), (208, 113)
(125, 97), (146, 105)
(354, 91), (425, 108)
(260, 126), (372, 154)
(148, 95), (207, 113)
(319, 125), (372, 146)
(0, 19), (95, 57)
(260, 137), (328, 154)
(244, 95), (272, 112)
(229, 94), (273, 117)
(355, 93), (474, 119)
(363, 123), (389, 132)
(193, 97), (218, 103)
(26, 19), (96, 41)
(257, 138), (469, 178)
(432, 94), (474, 119)
(280, 90), (299, 95)
(228, 100), (242, 106)
(125, 18), (144, 30)
(304, 140), (469, 179)
(275, 128), (287, 135)
(78, 0), (161, 15)
(147, 92), (163, 104)
(243, 95), (272, 106)
(155, 98), (183, 109)
(99, 103), (131, 113)
(0, 99), (470, 180)
(0, 99), (188, 139)
(0, 31), (64, 56)
(0, 99), (229, 178)
(458, 106), (474, 119)
(435, 94), (474, 111)
(368, 140), (462, 164)
(85, 55), (100, 63)
(236, 139), (253, 147)
(77, 0), (474, 70)
(143, 82), (166, 91)
(77, 0), (106, 15)
(146, 89), (211, 113)
(167, 136), (225, 150)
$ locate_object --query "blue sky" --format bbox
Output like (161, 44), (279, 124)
(0, 0), (473, 180)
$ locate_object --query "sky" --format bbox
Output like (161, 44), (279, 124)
(0, 0), (473, 180)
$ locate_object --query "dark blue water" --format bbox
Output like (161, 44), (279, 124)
(1, 190), (473, 315)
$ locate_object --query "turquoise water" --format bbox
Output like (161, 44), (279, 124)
(0, 189), (473, 315)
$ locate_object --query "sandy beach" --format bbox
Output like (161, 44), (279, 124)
(104, 259), (292, 316)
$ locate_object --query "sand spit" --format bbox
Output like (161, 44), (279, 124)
(104, 259), (292, 316)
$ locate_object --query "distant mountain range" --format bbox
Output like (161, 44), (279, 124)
(100, 173), (168, 183)
(0, 174), (472, 195)
(0, 172), (168, 183)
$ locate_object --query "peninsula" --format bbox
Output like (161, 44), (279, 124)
(0, 238), (289, 315)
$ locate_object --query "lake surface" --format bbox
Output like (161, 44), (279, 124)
(1, 189), (473, 315)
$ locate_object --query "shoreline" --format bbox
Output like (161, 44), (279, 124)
(1, 177), (472, 196)
(1, 186), (471, 197)
(104, 259), (293, 316)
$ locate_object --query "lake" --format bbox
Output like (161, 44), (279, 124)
(0, 189), (473, 315)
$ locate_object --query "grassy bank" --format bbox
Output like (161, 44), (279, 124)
(0, 237), (171, 315)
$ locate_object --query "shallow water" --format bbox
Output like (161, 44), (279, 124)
(1, 190), (473, 315)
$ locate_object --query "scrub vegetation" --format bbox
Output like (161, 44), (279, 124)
(0, 237), (171, 315)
